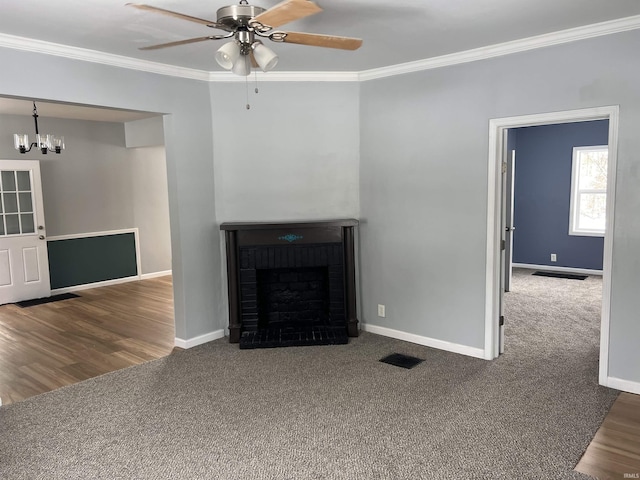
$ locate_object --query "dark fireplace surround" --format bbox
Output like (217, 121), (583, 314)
(221, 220), (359, 348)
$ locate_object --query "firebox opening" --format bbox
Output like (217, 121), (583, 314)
(257, 266), (330, 330)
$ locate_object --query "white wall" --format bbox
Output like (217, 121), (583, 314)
(0, 114), (171, 275)
(359, 29), (640, 384)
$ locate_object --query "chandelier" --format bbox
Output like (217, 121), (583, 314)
(13, 102), (65, 154)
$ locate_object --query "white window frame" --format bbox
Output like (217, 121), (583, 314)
(569, 145), (608, 237)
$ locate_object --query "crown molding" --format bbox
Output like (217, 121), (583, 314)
(209, 72), (360, 83)
(208, 70), (359, 82)
(358, 14), (640, 81)
(0, 33), (211, 81)
(2, 14), (640, 84)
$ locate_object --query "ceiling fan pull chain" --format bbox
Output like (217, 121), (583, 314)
(254, 69), (259, 94)
(245, 69), (251, 110)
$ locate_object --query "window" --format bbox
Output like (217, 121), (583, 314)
(569, 145), (608, 236)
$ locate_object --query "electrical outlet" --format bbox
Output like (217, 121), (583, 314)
(551, 253), (557, 262)
(377, 304), (386, 317)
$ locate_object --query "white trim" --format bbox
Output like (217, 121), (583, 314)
(174, 329), (225, 349)
(47, 227), (139, 242)
(486, 106), (618, 383)
(3, 15), (640, 82)
(512, 263), (603, 276)
(50, 268), (171, 294)
(0, 33), (211, 81)
(51, 275), (140, 294)
(604, 376), (640, 395)
(208, 71), (359, 82)
(361, 323), (485, 360)
(568, 145), (608, 237)
(140, 270), (172, 280)
(359, 15), (640, 81)
(599, 110), (619, 386)
(48, 228), (142, 282)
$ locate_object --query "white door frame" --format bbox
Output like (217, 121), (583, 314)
(484, 106), (619, 388)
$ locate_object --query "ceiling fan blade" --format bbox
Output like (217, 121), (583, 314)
(138, 36), (216, 51)
(281, 32), (363, 50)
(252, 0), (322, 29)
(126, 3), (231, 30)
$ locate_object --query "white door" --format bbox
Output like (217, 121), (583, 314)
(498, 130), (512, 354)
(0, 160), (50, 304)
(504, 148), (516, 292)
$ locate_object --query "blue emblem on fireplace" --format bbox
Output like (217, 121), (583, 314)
(279, 233), (304, 243)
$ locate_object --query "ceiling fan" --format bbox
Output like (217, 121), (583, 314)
(127, 0), (363, 76)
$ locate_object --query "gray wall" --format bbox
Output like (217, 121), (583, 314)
(0, 114), (171, 276)
(129, 146), (171, 274)
(209, 81), (360, 332)
(2, 27), (639, 386)
(210, 82), (360, 223)
(360, 30), (640, 383)
(0, 46), (220, 341)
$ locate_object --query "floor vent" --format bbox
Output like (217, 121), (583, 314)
(533, 271), (587, 280)
(379, 353), (424, 369)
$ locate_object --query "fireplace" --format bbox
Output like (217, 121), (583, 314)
(220, 220), (358, 348)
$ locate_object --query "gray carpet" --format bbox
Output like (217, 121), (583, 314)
(0, 268), (618, 479)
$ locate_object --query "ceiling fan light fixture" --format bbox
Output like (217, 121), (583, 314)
(252, 42), (278, 72)
(231, 55), (250, 76)
(215, 41), (240, 70)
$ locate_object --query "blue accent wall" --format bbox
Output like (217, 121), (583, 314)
(512, 120), (608, 270)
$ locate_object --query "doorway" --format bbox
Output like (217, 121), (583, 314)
(485, 106), (618, 388)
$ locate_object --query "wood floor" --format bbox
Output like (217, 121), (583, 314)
(0, 275), (638, 478)
(0, 276), (177, 405)
(576, 391), (640, 479)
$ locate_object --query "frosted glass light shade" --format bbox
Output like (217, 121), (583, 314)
(231, 55), (250, 76)
(215, 42), (240, 70)
(252, 43), (279, 72)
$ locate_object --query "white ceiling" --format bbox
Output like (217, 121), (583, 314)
(2, 0), (640, 121)
(2, 0), (640, 73)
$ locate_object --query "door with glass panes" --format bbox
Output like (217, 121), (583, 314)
(0, 160), (50, 304)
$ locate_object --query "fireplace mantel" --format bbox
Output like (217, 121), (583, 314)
(220, 219), (359, 346)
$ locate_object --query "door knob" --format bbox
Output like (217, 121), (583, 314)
(38, 225), (44, 230)
(39, 235), (45, 240)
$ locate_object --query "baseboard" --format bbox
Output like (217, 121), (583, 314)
(51, 270), (172, 295)
(512, 263), (603, 276)
(51, 275), (140, 295)
(361, 324), (486, 359)
(140, 270), (172, 280)
(603, 376), (640, 395)
(174, 329), (225, 349)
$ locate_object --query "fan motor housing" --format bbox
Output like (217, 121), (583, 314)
(216, 4), (266, 27)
